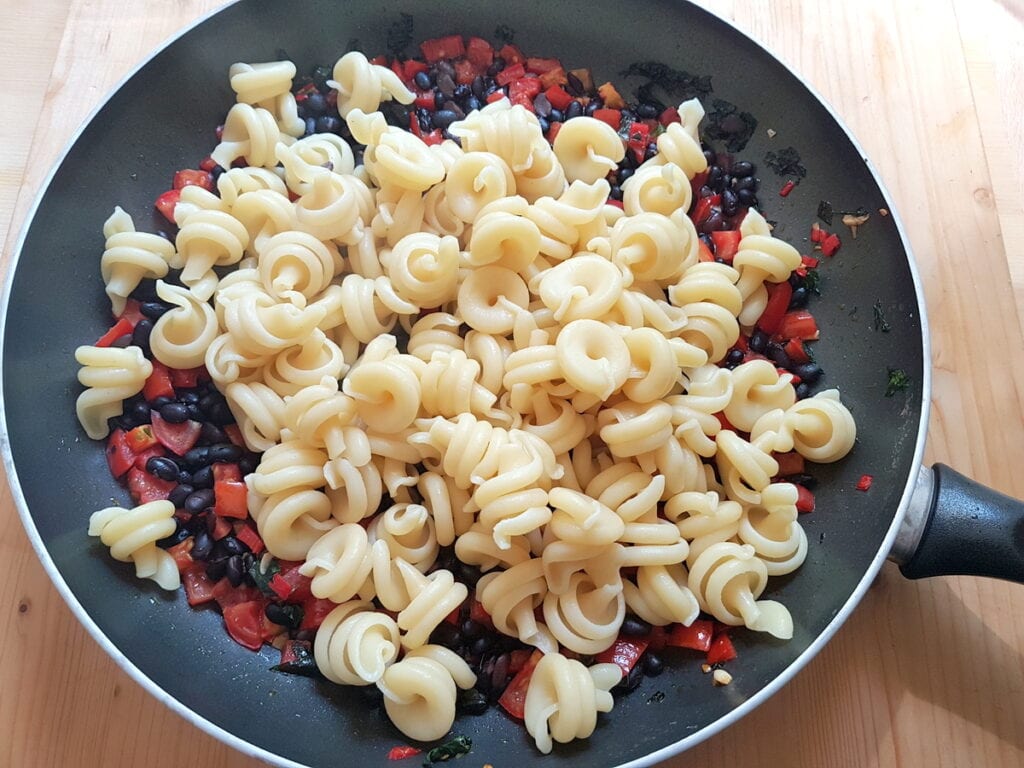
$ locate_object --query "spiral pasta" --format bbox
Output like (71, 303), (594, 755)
(148, 280), (219, 369)
(75, 345), (152, 439)
(329, 51), (414, 118)
(377, 645), (476, 742)
(314, 600), (400, 685)
(88, 500), (179, 590)
(100, 207), (175, 316)
(552, 116), (626, 184)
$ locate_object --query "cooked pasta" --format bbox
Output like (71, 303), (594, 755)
(88, 500), (179, 590)
(100, 207), (175, 316)
(75, 345), (152, 439)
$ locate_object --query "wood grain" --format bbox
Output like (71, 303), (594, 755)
(1, 1), (1022, 766)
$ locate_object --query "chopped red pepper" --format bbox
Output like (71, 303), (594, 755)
(465, 37), (494, 69)
(212, 578), (263, 610)
(544, 85), (573, 112)
(275, 562), (313, 603)
(757, 280), (794, 335)
(369, 55), (388, 66)
(691, 193), (720, 227)
(299, 596), (336, 630)
(525, 56), (561, 75)
(593, 108), (622, 131)
(713, 411), (737, 432)
(214, 479), (249, 519)
(453, 59), (477, 86)
(697, 240), (715, 263)
(784, 338), (810, 364)
(498, 43), (526, 66)
(173, 169), (214, 192)
(211, 515), (233, 540)
(95, 316), (134, 347)
(773, 451), (806, 477)
(126, 467), (175, 504)
(643, 624), (668, 652)
(546, 121), (562, 143)
(124, 424), (158, 453)
(706, 632), (738, 665)
(801, 254), (820, 270)
(486, 90), (507, 104)
(820, 233), (842, 257)
(421, 129), (444, 146)
(810, 222), (826, 243)
(626, 120), (650, 162)
(212, 462), (242, 483)
(795, 484), (816, 513)
(667, 619), (714, 652)
(166, 539), (193, 572)
(594, 636), (649, 676)
(776, 309), (820, 341)
(856, 474), (874, 492)
(779, 180), (796, 197)
(659, 106), (681, 126)
(235, 523), (265, 555)
(387, 746), (422, 761)
(154, 189), (180, 223)
(414, 90), (436, 111)
(498, 649), (542, 719)
(143, 360), (175, 401)
(710, 230), (742, 264)
(495, 62), (526, 87)
(469, 598), (495, 630)
(223, 424), (246, 448)
(268, 572), (294, 600)
(105, 430), (135, 478)
(420, 35), (464, 62)
(402, 59), (429, 83)
(118, 298), (145, 327)
(183, 567), (216, 606)
(169, 365), (207, 389)
(509, 77), (542, 109)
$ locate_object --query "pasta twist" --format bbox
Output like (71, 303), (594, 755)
(750, 390), (857, 463)
(310, 274), (399, 343)
(733, 208), (802, 326)
(738, 491), (808, 576)
(665, 490), (743, 567)
(294, 170), (373, 244)
(211, 102), (289, 169)
(584, 461), (664, 523)
(216, 167), (289, 209)
(224, 380), (287, 452)
(406, 312), (464, 361)
(621, 161), (692, 218)
(523, 653), (621, 754)
(555, 319), (631, 400)
(669, 262), (743, 363)
(417, 470), (474, 547)
(329, 51), (414, 118)
(477, 558), (556, 652)
(221, 284), (327, 356)
(650, 99), (707, 178)
(543, 561), (626, 652)
(343, 347), (423, 433)
(372, 186), (427, 247)
(715, 429), (779, 506)
(377, 645), (476, 742)
(205, 332), (269, 387)
(148, 280), (219, 369)
(393, 559), (469, 650)
(367, 503), (438, 573)
(100, 207), (174, 315)
(448, 98), (544, 174)
(724, 359), (796, 432)
(347, 110), (445, 193)
(75, 345), (152, 439)
(257, 230), (340, 306)
(474, 440), (553, 549)
(622, 563), (700, 626)
(598, 400), (675, 458)
(535, 253), (625, 323)
(454, 522), (533, 572)
(300, 524), (375, 604)
(457, 265), (530, 335)
(277, 133), (356, 196)
(552, 116), (626, 184)
(600, 211), (699, 286)
(314, 600), (400, 685)
(380, 232), (460, 308)
(325, 458), (384, 522)
(228, 189), (296, 256)
(419, 349), (500, 422)
(621, 328), (689, 404)
(283, 376), (366, 469)
(228, 60), (304, 138)
(468, 206), (541, 274)
(87, 500), (179, 590)
(175, 209), (250, 300)
(445, 151), (516, 223)
(263, 330), (347, 396)
(514, 139), (568, 202)
(248, 483), (337, 561)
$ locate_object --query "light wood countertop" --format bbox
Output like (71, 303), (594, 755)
(1, 1), (1023, 766)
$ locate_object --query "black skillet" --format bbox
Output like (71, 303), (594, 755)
(3, 1), (1023, 766)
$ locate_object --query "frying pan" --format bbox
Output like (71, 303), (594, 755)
(2, 1), (1021, 766)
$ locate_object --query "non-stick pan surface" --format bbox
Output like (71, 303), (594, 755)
(1, 1), (927, 765)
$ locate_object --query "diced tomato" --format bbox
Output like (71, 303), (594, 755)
(271, 562), (313, 604)
(387, 746), (422, 761)
(300, 596), (337, 630)
(821, 233), (841, 257)
(773, 451), (806, 477)
(776, 309), (820, 341)
(95, 316), (134, 347)
(668, 619), (714, 652)
(389, 58), (406, 85)
(223, 424), (246, 449)
(260, 610), (285, 643)
(126, 467), (175, 504)
(525, 57), (561, 75)
(453, 59), (478, 85)
(643, 625), (668, 652)
(420, 35), (464, 63)
(235, 523), (264, 555)
(713, 411), (737, 432)
(495, 62), (526, 87)
(626, 121), (650, 163)
(150, 411), (202, 456)
(509, 77), (541, 107)
(212, 577), (263, 610)
(421, 129), (444, 146)
(538, 67), (568, 89)
(486, 90), (507, 104)
(802, 254), (821, 270)
(498, 43), (525, 66)
(182, 566), (216, 606)
(214, 479), (248, 519)
(784, 338), (810, 365)
(169, 366), (206, 389)
(369, 55), (388, 66)
(659, 106), (681, 126)
(706, 632), (738, 665)
(223, 600), (265, 651)
(795, 484), (816, 513)
(212, 463), (242, 483)
(544, 85), (573, 112)
(173, 169), (214, 192)
(131, 444), (165, 472)
(211, 515), (233, 540)
(198, 156), (218, 172)
(595, 636), (649, 676)
(167, 538), (194, 572)
(498, 649), (542, 719)
(143, 360), (175, 402)
(105, 430), (135, 478)
(697, 240), (715, 263)
(414, 90), (436, 111)
(124, 424), (159, 453)
(856, 474), (874, 492)
(734, 334), (750, 353)
(597, 81), (626, 109)
(606, 198), (624, 209)
(268, 572), (293, 601)
(779, 180), (796, 197)
(508, 648), (533, 676)
(465, 37), (494, 69)
(757, 281), (794, 335)
(402, 59), (429, 84)
(592, 108), (621, 131)
(154, 189), (180, 223)
(118, 298), (146, 327)
(710, 230), (742, 264)
(469, 598), (494, 630)
(546, 121), (562, 143)
(691, 194), (720, 227)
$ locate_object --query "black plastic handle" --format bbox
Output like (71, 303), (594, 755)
(899, 464), (1024, 582)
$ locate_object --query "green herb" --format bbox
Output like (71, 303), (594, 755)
(873, 300), (891, 332)
(424, 735), (472, 766)
(634, 81), (668, 115)
(764, 146), (807, 178)
(621, 61), (713, 101)
(616, 111), (636, 142)
(386, 13), (415, 56)
(817, 200), (834, 225)
(271, 639), (318, 676)
(494, 24), (515, 44)
(703, 99), (758, 152)
(248, 557), (281, 597)
(885, 367), (910, 397)
(647, 690), (666, 704)
(804, 268), (821, 295)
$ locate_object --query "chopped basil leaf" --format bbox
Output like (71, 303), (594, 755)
(494, 24), (515, 44)
(424, 735), (472, 766)
(647, 690), (666, 704)
(817, 200), (834, 225)
(873, 300), (891, 332)
(764, 146), (807, 178)
(386, 13), (414, 56)
(248, 557), (281, 597)
(804, 268), (821, 295)
(885, 367), (910, 397)
(703, 99), (758, 152)
(620, 62), (713, 102)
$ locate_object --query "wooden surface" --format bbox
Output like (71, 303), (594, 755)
(2, 0), (1023, 766)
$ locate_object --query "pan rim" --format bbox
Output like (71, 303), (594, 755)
(0, 2), (932, 766)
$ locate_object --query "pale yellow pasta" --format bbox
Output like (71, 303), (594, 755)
(752, 389), (857, 463)
(228, 61), (304, 138)
(621, 161), (692, 217)
(325, 457), (384, 520)
(457, 265), (530, 335)
(724, 359), (797, 432)
(222, 284), (327, 356)
(343, 352), (422, 434)
(211, 102), (290, 169)
(294, 170), (371, 244)
(552, 116), (625, 184)
(622, 563), (700, 627)
(463, 330), (512, 396)
(248, 483), (337, 561)
(715, 429), (779, 506)
(257, 230), (340, 306)
(276, 133), (356, 195)
(467, 207), (541, 273)
(310, 275), (396, 343)
(519, 389), (594, 455)
(738, 493), (808, 576)
(514, 138), (568, 202)
(263, 330), (347, 396)
(455, 522), (533, 572)
(347, 109), (445, 192)
(733, 208), (802, 327)
(535, 253), (625, 323)
(621, 327), (687, 404)
(597, 211), (698, 286)
(666, 489), (744, 567)
(606, 286), (689, 336)
(147, 280), (219, 369)
(380, 232), (460, 308)
(448, 98), (544, 174)
(477, 558), (556, 652)
(75, 345), (152, 440)
(555, 319), (631, 400)
(417, 470), (474, 547)
(175, 209), (250, 300)
(598, 400), (675, 458)
(371, 186), (428, 247)
(367, 503), (438, 572)
(523, 652), (620, 754)
(314, 600), (400, 685)
(205, 332), (269, 386)
(300, 524), (375, 603)
(393, 560), (468, 649)
(542, 570), (625, 654)
(282, 376), (365, 466)
(474, 440), (553, 549)
(547, 487), (624, 546)
(584, 461), (664, 523)
(100, 207), (174, 316)
(88, 500), (179, 590)
(444, 151), (516, 223)
(406, 312), (464, 361)
(216, 166), (289, 208)
(328, 51), (414, 118)
(650, 98), (707, 178)
(421, 183), (466, 239)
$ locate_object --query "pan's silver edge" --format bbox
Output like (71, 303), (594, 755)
(0, 1), (306, 766)
(621, 5), (933, 767)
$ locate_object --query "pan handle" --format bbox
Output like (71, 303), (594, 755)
(891, 464), (1024, 582)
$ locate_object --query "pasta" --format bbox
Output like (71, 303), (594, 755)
(88, 500), (180, 590)
(75, 345), (152, 439)
(100, 207), (175, 316)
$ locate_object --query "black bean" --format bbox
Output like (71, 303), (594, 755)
(537, 117), (550, 135)
(533, 93), (552, 118)
(458, 562), (481, 587)
(644, 142), (659, 161)
(643, 653), (664, 677)
(699, 210), (725, 234)
(471, 75), (486, 100)
(452, 84), (470, 102)
(139, 301), (172, 320)
(183, 446), (210, 468)
(430, 622), (462, 650)
(617, 167), (634, 185)
(486, 57), (506, 76)
(225, 555), (244, 587)
(465, 96), (481, 113)
(209, 443), (243, 463)
(699, 185), (714, 198)
(584, 99), (602, 117)
(184, 488), (215, 514)
(461, 619), (484, 639)
(157, 522), (191, 548)
(726, 349), (745, 366)
(146, 456), (180, 481)
(491, 653), (511, 692)
(794, 362), (824, 383)
(129, 401), (151, 425)
(749, 329), (769, 354)
(616, 664), (644, 692)
(168, 483), (193, 509)
(733, 175), (757, 192)
(707, 166), (724, 191)
(471, 635), (495, 656)
(795, 382), (812, 400)
(315, 115), (340, 134)
(205, 557), (227, 582)
(199, 422), (227, 445)
(150, 397), (173, 411)
(609, 184), (622, 200)
(239, 456), (258, 475)
(159, 402), (190, 424)
(565, 100), (583, 120)
(566, 71), (584, 96)
(722, 188), (740, 216)
(191, 465), (213, 490)
(131, 319), (153, 356)
(304, 91), (327, 117)
(767, 343), (791, 369)
(433, 90), (446, 111)
(621, 617), (652, 636)
(303, 117), (317, 137)
(789, 286), (810, 309)
(129, 280), (160, 301)
(436, 73), (456, 99)
(192, 529), (213, 561)
(208, 402), (234, 427)
(548, 108), (563, 123)
(732, 160), (755, 178)
(458, 688), (489, 715)
(442, 100), (465, 120)
(430, 109), (457, 131)
(703, 148), (717, 166)
(179, 390), (200, 405)
(737, 189), (759, 208)
(414, 70), (431, 90)
(636, 103), (659, 119)
(220, 536), (246, 556)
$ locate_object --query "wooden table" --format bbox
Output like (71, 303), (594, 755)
(2, 1), (1022, 766)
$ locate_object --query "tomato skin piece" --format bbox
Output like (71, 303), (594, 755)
(594, 636), (649, 676)
(784, 338), (810, 365)
(105, 429), (135, 478)
(795, 484), (816, 513)
(776, 309), (820, 341)
(465, 37), (494, 69)
(154, 189), (180, 223)
(124, 424), (158, 453)
(525, 57), (561, 75)
(498, 43), (525, 66)
(453, 59), (477, 85)
(544, 85), (573, 112)
(173, 169), (214, 191)
(508, 77), (541, 106)
(691, 193), (720, 227)
(538, 67), (568, 89)
(212, 578), (262, 610)
(420, 35), (464, 62)
(469, 598), (494, 630)
(183, 566), (217, 606)
(169, 365), (206, 389)
(387, 746), (422, 761)
(150, 411), (202, 456)
(211, 516), (233, 540)
(214, 479), (248, 519)
(626, 121), (650, 162)
(498, 649), (543, 719)
(757, 281), (794, 335)
(300, 596), (337, 630)
(131, 444), (165, 472)
(659, 106), (681, 126)
(126, 467), (175, 504)
(592, 108), (621, 131)
(235, 523), (264, 555)
(143, 360), (175, 402)
(709, 230), (742, 263)
(697, 240), (715, 263)
(223, 600), (266, 651)
(495, 62), (526, 87)
(856, 474), (874, 492)
(706, 633), (737, 665)
(167, 538), (194, 572)
(667, 619), (714, 652)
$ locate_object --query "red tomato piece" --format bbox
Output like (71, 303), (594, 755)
(592, 108), (621, 131)
(784, 338), (810, 365)
(509, 77), (541, 102)
(131, 444), (165, 471)
(773, 451), (806, 477)
(214, 479), (248, 519)
(643, 625), (668, 652)
(691, 193), (720, 227)
(420, 35), (464, 62)
(414, 90), (436, 111)
(453, 59), (478, 85)
(167, 539), (194, 572)
(810, 223), (826, 243)
(300, 596), (337, 630)
(199, 156), (218, 172)
(105, 429), (135, 478)
(118, 299), (146, 327)
(95, 316), (134, 347)
(498, 649), (543, 719)
(268, 572), (293, 600)
(821, 233), (842, 257)
(469, 598), (495, 630)
(710, 230), (742, 263)
(706, 633), (738, 665)
(626, 121), (650, 162)
(697, 240), (715, 263)
(173, 169), (214, 192)
(235, 523), (264, 555)
(212, 578), (262, 610)
(525, 57), (561, 75)
(495, 63), (526, 87)
(756, 280), (794, 335)
(421, 129), (445, 146)
(126, 467), (176, 504)
(465, 36), (494, 69)
(795, 484), (816, 513)
(713, 411), (737, 432)
(143, 360), (175, 402)
(223, 600), (265, 651)
(668, 619), (714, 652)
(546, 120), (562, 143)
(659, 106), (681, 126)
(223, 424), (246, 448)
(169, 366), (206, 389)
(387, 746), (422, 761)
(212, 462), (242, 483)
(507, 648), (533, 676)
(779, 180), (796, 197)
(275, 562), (313, 604)
(403, 59), (429, 82)
(856, 474), (874, 492)
(777, 309), (820, 341)
(802, 254), (820, 270)
(150, 411), (202, 456)
(211, 516), (233, 540)
(498, 43), (525, 66)
(486, 90), (507, 105)
(544, 85), (573, 112)
(124, 424), (159, 453)
(594, 636), (649, 676)
(182, 566), (216, 606)
(154, 189), (180, 223)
